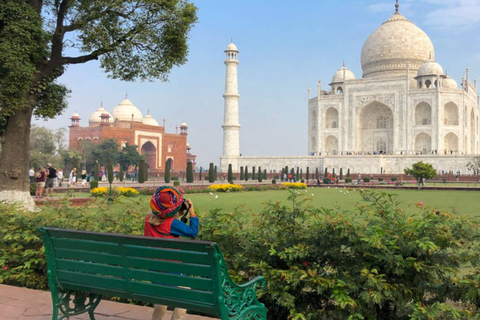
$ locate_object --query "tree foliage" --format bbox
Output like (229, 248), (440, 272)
(164, 160), (170, 183)
(227, 164), (233, 183)
(240, 166), (244, 181)
(257, 166), (262, 182)
(244, 166), (249, 182)
(467, 156), (480, 175)
(404, 161), (437, 187)
(186, 161), (193, 183)
(118, 143), (141, 171)
(107, 158), (113, 185)
(208, 163), (214, 183)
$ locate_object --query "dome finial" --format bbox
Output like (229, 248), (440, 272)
(343, 60), (345, 67)
(395, 0), (399, 13)
(125, 92), (128, 99)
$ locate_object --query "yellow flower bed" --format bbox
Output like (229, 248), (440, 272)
(90, 187), (139, 197)
(281, 182), (307, 189)
(208, 184), (243, 192)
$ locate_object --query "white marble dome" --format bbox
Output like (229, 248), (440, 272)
(443, 77), (458, 89)
(112, 98), (143, 122)
(180, 122), (188, 128)
(71, 112), (80, 119)
(417, 61), (443, 77)
(331, 65), (355, 83)
(226, 42), (238, 51)
(143, 114), (159, 126)
(361, 12), (435, 78)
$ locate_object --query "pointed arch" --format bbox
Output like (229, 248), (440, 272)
(415, 133), (432, 154)
(324, 107), (339, 128)
(325, 135), (339, 155)
(415, 102), (432, 125)
(444, 132), (458, 154)
(444, 102), (459, 125)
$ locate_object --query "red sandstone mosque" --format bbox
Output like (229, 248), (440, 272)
(69, 98), (196, 172)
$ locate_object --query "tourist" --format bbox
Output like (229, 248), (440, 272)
(45, 163), (57, 197)
(357, 173), (361, 185)
(57, 169), (64, 187)
(35, 167), (46, 198)
(68, 168), (77, 186)
(144, 186), (199, 320)
(81, 170), (88, 187)
(29, 167), (35, 183)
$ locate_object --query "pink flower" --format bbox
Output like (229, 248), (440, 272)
(3, 266), (7, 270)
(302, 261), (309, 267)
(419, 201), (424, 206)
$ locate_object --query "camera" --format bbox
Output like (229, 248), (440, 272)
(180, 199), (191, 223)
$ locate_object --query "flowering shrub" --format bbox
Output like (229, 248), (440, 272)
(117, 187), (139, 197)
(208, 184), (243, 192)
(281, 182), (307, 189)
(91, 187), (139, 197)
(90, 187), (109, 197)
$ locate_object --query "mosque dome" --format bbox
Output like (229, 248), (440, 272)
(226, 42), (238, 51)
(112, 98), (143, 122)
(71, 112), (80, 119)
(89, 107), (111, 126)
(331, 65), (356, 84)
(417, 61), (443, 77)
(443, 77), (458, 89)
(180, 122), (188, 128)
(143, 114), (160, 126)
(361, 9), (435, 79)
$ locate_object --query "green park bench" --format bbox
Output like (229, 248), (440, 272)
(39, 227), (267, 320)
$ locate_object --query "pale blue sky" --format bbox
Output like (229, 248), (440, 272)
(34, 0), (480, 168)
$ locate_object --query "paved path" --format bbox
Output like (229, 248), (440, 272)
(0, 284), (216, 320)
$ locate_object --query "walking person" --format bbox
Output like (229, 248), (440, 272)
(68, 168), (77, 186)
(81, 170), (88, 187)
(57, 169), (64, 187)
(45, 163), (57, 197)
(35, 167), (46, 198)
(144, 186), (199, 320)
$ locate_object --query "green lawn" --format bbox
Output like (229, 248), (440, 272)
(184, 188), (480, 217)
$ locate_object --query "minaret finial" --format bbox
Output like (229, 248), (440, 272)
(101, 101), (103, 108)
(343, 60), (345, 67)
(147, 109), (150, 115)
(395, 0), (399, 13)
(231, 38), (233, 43)
(125, 92), (128, 99)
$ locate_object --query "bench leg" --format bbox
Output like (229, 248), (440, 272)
(50, 290), (102, 320)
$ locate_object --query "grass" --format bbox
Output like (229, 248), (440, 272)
(185, 188), (480, 217)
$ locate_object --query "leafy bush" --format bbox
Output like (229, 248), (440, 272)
(345, 177), (352, 183)
(173, 180), (180, 187)
(300, 179), (304, 183)
(271, 179), (276, 184)
(378, 177), (384, 182)
(363, 177), (371, 182)
(89, 180), (98, 190)
(200, 191), (480, 319)
(391, 177), (398, 182)
(90, 187), (139, 197)
(323, 178), (330, 184)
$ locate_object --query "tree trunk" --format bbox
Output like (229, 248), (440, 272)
(0, 105), (35, 211)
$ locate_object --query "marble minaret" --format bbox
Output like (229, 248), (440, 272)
(220, 41), (241, 171)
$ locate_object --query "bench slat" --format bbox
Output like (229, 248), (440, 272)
(55, 259), (126, 278)
(131, 293), (218, 316)
(127, 257), (213, 277)
(47, 229), (213, 251)
(54, 248), (123, 265)
(51, 238), (123, 255)
(124, 245), (211, 265)
(129, 281), (214, 304)
(128, 269), (214, 291)
(57, 270), (126, 291)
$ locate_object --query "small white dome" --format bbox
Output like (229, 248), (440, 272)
(180, 122), (188, 128)
(443, 77), (458, 89)
(331, 65), (355, 83)
(186, 142), (190, 147)
(71, 112), (80, 119)
(89, 107), (111, 125)
(143, 114), (159, 126)
(112, 98), (143, 122)
(226, 42), (238, 51)
(417, 61), (443, 77)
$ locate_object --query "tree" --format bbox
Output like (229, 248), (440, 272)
(306, 167), (310, 181)
(296, 167), (299, 181)
(300, 169), (303, 180)
(119, 167), (124, 182)
(258, 167), (262, 182)
(467, 156), (480, 175)
(118, 143), (141, 171)
(0, 0), (198, 208)
(199, 166), (203, 181)
(404, 161), (437, 188)
(340, 168), (343, 180)
(324, 168), (328, 177)
(252, 167), (256, 180)
(107, 159), (113, 185)
(240, 167), (244, 181)
(29, 125), (66, 169)
(164, 160), (171, 183)
(208, 163), (215, 183)
(245, 166), (249, 181)
(94, 162), (100, 181)
(186, 162), (193, 183)
(347, 168), (351, 178)
(315, 168), (319, 180)
(263, 169), (267, 180)
(138, 159), (145, 184)
(228, 164), (233, 182)
(91, 139), (120, 168)
(214, 165), (218, 181)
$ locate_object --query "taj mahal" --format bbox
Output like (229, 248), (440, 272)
(220, 1), (480, 175)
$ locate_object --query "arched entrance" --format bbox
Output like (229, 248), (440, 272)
(415, 133), (431, 154)
(444, 133), (458, 154)
(357, 101), (393, 153)
(166, 157), (174, 170)
(141, 141), (157, 170)
(325, 107), (339, 128)
(325, 135), (338, 155)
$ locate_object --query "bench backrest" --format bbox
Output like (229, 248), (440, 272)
(39, 227), (227, 317)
